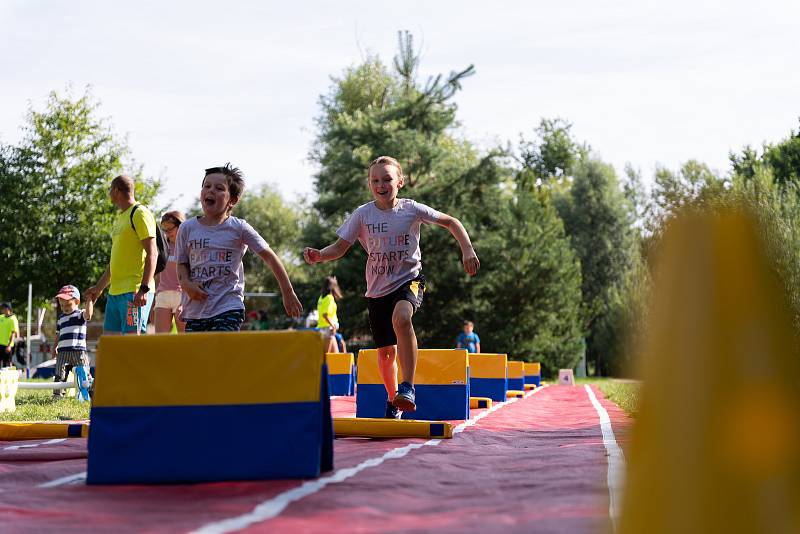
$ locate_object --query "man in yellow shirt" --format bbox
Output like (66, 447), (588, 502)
(0, 302), (20, 367)
(85, 175), (157, 335)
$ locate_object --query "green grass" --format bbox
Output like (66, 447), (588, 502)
(574, 377), (640, 417)
(1, 379), (91, 422)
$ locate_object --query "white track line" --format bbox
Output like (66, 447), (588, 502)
(192, 387), (544, 534)
(4, 438), (66, 451)
(584, 384), (626, 532)
(37, 471), (87, 488)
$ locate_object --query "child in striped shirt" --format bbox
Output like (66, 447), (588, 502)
(52, 285), (93, 397)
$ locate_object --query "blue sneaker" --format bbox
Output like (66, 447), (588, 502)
(393, 381), (416, 412)
(384, 401), (401, 419)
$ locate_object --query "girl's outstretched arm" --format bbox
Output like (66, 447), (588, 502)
(433, 214), (480, 276)
(303, 238), (353, 265)
(257, 248), (303, 318)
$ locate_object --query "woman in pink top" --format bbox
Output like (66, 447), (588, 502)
(155, 211), (187, 333)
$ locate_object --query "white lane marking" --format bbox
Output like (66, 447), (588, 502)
(4, 438), (66, 451)
(38, 471), (87, 488)
(585, 384), (626, 532)
(192, 387), (545, 534)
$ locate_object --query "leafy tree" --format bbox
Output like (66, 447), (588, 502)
(556, 158), (636, 375)
(474, 183), (584, 374)
(518, 118), (582, 185)
(0, 88), (159, 310)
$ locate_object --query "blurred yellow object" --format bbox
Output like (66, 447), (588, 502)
(619, 211), (800, 534)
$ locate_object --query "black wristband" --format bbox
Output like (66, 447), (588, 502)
(139, 284), (150, 293)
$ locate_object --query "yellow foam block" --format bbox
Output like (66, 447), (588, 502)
(469, 353), (508, 379)
(333, 417), (453, 439)
(0, 368), (19, 414)
(94, 331), (325, 407)
(0, 422), (89, 440)
(524, 384), (537, 391)
(357, 349), (468, 385)
(524, 362), (541, 376)
(470, 397), (493, 409)
(507, 361), (525, 379)
(326, 352), (354, 375)
(506, 390), (525, 398)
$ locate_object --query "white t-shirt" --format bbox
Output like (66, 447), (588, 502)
(337, 199), (441, 298)
(176, 216), (269, 320)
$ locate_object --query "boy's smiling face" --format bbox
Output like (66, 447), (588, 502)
(201, 173), (237, 218)
(369, 163), (404, 209)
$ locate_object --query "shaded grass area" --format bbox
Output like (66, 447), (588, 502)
(1, 379), (91, 422)
(575, 377), (640, 417)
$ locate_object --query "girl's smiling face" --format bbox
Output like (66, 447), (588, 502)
(368, 163), (404, 209)
(201, 173), (235, 218)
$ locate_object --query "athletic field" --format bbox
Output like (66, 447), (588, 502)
(0, 385), (630, 533)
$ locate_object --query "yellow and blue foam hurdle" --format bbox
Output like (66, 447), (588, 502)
(356, 349), (469, 421)
(87, 331), (333, 484)
(327, 352), (355, 396)
(507, 361), (525, 391)
(468, 353), (508, 402)
(470, 397), (492, 409)
(0, 421), (89, 440)
(524, 362), (541, 387)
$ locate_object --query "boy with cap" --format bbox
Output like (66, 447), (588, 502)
(0, 302), (20, 368)
(52, 285), (93, 397)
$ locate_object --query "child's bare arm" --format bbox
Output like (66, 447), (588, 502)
(85, 268), (111, 303)
(303, 238), (352, 265)
(177, 263), (208, 301)
(433, 214), (480, 276)
(257, 248), (303, 318)
(83, 299), (94, 322)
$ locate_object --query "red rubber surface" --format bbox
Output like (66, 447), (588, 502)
(0, 386), (631, 533)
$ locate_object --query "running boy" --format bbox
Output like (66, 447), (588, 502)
(52, 285), (93, 396)
(176, 164), (303, 331)
(303, 156), (479, 418)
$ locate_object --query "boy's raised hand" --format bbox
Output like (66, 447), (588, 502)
(282, 291), (303, 318)
(303, 247), (322, 264)
(462, 248), (480, 276)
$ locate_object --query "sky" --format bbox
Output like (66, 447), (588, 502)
(2, 0), (799, 213)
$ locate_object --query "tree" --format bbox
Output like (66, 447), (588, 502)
(558, 158), (636, 375)
(0, 88), (159, 308)
(474, 183), (584, 374)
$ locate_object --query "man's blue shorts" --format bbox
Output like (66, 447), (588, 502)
(104, 292), (154, 334)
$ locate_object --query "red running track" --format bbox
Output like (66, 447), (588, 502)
(0, 385), (631, 533)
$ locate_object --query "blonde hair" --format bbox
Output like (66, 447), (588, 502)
(368, 156), (403, 178)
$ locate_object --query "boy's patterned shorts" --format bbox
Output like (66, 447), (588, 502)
(53, 349), (90, 396)
(185, 309), (245, 332)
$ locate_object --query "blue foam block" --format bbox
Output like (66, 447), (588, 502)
(470, 377), (508, 402)
(356, 383), (469, 421)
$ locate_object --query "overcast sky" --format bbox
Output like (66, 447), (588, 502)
(2, 0), (798, 213)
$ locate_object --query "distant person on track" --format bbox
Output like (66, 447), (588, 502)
(0, 302), (20, 368)
(317, 276), (342, 353)
(85, 175), (157, 335)
(303, 155), (480, 419)
(176, 163), (303, 332)
(456, 320), (481, 353)
(51, 285), (93, 397)
(155, 211), (186, 333)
